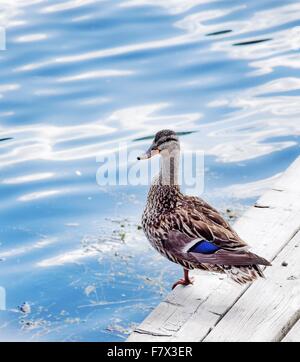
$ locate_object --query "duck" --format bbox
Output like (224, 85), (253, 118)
(137, 129), (271, 289)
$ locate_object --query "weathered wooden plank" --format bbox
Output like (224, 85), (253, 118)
(282, 319), (300, 342)
(128, 156), (300, 342)
(204, 230), (300, 342)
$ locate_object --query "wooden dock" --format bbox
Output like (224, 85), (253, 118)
(128, 156), (300, 342)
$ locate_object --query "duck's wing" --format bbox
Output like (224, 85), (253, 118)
(165, 231), (271, 267)
(172, 196), (248, 250)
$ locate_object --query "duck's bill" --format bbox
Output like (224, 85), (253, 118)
(137, 148), (159, 160)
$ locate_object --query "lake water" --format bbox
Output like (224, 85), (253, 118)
(0, 0), (300, 341)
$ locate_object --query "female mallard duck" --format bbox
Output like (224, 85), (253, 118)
(137, 129), (271, 289)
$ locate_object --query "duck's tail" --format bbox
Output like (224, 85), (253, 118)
(215, 248), (271, 284)
(224, 264), (266, 284)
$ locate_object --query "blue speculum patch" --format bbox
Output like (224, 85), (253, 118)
(189, 240), (220, 254)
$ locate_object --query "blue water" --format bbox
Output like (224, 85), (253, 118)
(0, 0), (300, 341)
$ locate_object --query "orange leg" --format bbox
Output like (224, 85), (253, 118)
(172, 269), (194, 289)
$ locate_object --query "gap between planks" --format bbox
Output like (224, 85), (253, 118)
(282, 318), (300, 342)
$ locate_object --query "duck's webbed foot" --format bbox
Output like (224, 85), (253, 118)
(172, 269), (194, 290)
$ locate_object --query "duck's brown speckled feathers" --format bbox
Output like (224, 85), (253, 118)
(142, 182), (271, 284)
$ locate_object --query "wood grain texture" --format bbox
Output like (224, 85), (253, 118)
(204, 230), (300, 342)
(127, 156), (300, 342)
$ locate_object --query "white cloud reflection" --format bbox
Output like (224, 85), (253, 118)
(14, 4), (241, 72)
(0, 0), (44, 28)
(0, 237), (57, 259)
(250, 53), (300, 76)
(200, 87), (300, 162)
(0, 84), (20, 92)
(120, 0), (217, 15)
(0, 111), (14, 117)
(40, 0), (100, 14)
(0, 104), (201, 167)
(56, 69), (133, 83)
(15, 33), (47, 42)
(2, 172), (55, 184)
(18, 189), (64, 202)
(36, 248), (99, 267)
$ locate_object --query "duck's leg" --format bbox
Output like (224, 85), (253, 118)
(172, 269), (194, 289)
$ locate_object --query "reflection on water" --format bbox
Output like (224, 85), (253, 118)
(206, 29), (232, 36)
(233, 38), (272, 46)
(0, 0), (300, 341)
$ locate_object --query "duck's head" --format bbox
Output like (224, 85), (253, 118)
(137, 129), (180, 160)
